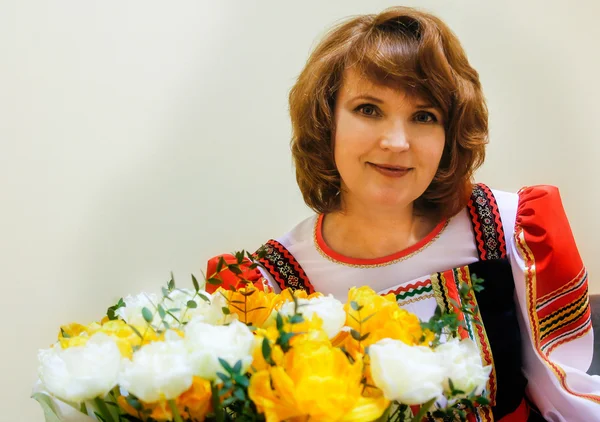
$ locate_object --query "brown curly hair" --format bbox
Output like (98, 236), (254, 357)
(289, 6), (488, 218)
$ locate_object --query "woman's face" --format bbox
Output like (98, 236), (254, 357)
(333, 69), (446, 213)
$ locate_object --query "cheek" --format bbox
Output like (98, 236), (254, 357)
(416, 133), (446, 170)
(334, 121), (373, 163)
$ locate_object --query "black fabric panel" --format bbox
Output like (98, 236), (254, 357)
(468, 259), (529, 420)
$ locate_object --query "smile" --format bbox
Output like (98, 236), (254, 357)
(368, 163), (413, 178)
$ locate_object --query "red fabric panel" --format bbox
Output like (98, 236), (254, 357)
(516, 185), (583, 299)
(205, 254), (263, 294)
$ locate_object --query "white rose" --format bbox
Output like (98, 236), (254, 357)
(119, 331), (193, 402)
(369, 338), (446, 405)
(435, 338), (491, 397)
(184, 319), (254, 381)
(183, 291), (235, 326)
(38, 332), (122, 403)
(115, 293), (161, 326)
(278, 294), (346, 338)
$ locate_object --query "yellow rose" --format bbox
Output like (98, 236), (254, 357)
(249, 341), (389, 421)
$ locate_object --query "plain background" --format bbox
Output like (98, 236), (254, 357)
(3, 1), (599, 420)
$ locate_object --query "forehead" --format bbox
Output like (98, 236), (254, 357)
(337, 67), (420, 103)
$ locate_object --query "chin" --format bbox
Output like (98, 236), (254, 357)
(368, 191), (415, 209)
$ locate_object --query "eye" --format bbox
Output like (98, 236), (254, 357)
(414, 111), (438, 124)
(355, 104), (381, 117)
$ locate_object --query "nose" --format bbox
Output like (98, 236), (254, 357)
(379, 121), (410, 152)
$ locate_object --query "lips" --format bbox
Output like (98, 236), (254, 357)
(368, 162), (413, 178)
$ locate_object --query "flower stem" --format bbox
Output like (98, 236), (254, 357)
(93, 397), (115, 422)
(168, 399), (184, 422)
(211, 383), (225, 422)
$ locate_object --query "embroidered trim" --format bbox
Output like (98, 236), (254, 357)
(430, 272), (451, 314)
(429, 269), (497, 411)
(515, 227), (598, 403)
(536, 267), (587, 310)
(313, 214), (449, 268)
(396, 293), (435, 306)
(256, 240), (315, 294)
(455, 266), (497, 406)
(467, 184), (507, 260)
(388, 279), (433, 300)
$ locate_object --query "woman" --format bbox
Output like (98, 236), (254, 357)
(207, 6), (600, 421)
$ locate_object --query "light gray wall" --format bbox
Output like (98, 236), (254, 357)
(3, 1), (599, 420)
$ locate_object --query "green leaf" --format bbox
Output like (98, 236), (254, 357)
(350, 329), (362, 341)
(276, 313), (284, 331)
(142, 307), (153, 323)
(222, 306), (230, 315)
(289, 314), (304, 324)
(168, 273), (175, 290)
(350, 301), (360, 311)
(158, 304), (166, 319)
(476, 396), (490, 406)
(197, 292), (210, 303)
(371, 402), (392, 422)
(228, 264), (243, 275)
(361, 313), (376, 324)
(449, 298), (462, 311)
(278, 332), (297, 350)
(411, 396), (437, 422)
(216, 256), (226, 274)
(94, 397), (116, 422)
(233, 388), (246, 401)
(218, 358), (234, 374)
(261, 337), (272, 362)
(125, 395), (143, 411)
(235, 250), (245, 265)
(32, 392), (63, 422)
(186, 300), (197, 309)
(106, 297), (125, 321)
(206, 277), (223, 286)
(191, 274), (200, 292)
(162, 287), (170, 298)
(234, 374), (250, 388)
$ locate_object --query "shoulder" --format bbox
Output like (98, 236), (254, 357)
(474, 183), (568, 253)
(274, 214), (319, 250)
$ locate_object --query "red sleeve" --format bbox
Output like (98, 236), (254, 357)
(205, 254), (264, 294)
(510, 186), (599, 417)
(516, 185), (585, 299)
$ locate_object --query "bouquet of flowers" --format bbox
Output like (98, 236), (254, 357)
(33, 251), (491, 422)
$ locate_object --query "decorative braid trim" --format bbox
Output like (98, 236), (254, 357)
(467, 183), (507, 260)
(256, 239), (315, 294)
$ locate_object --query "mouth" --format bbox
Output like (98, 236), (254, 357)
(368, 162), (413, 177)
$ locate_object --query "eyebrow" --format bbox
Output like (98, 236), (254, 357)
(349, 94), (437, 110)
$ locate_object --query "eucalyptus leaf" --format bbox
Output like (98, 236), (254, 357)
(192, 274), (200, 292)
(142, 307), (153, 323)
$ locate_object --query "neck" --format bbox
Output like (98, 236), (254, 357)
(322, 199), (436, 260)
